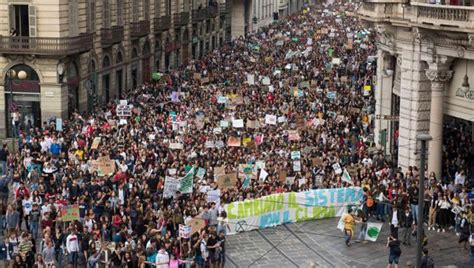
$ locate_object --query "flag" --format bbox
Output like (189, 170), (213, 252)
(365, 222), (383, 242)
(341, 168), (353, 184)
(179, 166), (194, 194)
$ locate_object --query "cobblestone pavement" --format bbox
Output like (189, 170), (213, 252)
(225, 218), (472, 268)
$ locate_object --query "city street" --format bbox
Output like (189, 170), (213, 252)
(225, 218), (471, 267)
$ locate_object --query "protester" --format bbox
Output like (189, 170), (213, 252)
(0, 1), (471, 267)
(386, 235), (402, 268)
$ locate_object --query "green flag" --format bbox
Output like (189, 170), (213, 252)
(341, 168), (353, 184)
(365, 222), (383, 242)
(179, 165), (194, 194)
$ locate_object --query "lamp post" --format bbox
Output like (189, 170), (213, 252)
(416, 134), (432, 268)
(6, 69), (16, 137)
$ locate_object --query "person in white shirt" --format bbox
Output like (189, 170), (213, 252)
(66, 229), (80, 268)
(455, 170), (466, 186)
(436, 194), (451, 233)
(389, 206), (402, 239)
(155, 247), (169, 268)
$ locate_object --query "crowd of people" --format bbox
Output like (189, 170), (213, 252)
(0, 1), (472, 268)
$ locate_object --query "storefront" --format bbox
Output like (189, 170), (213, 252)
(4, 64), (41, 137)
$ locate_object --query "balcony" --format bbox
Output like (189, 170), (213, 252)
(206, 5), (219, 18)
(100, 26), (124, 46)
(358, 1), (474, 32)
(192, 8), (207, 22)
(130, 20), (150, 39)
(173, 12), (190, 26)
(154, 15), (171, 32)
(411, 2), (474, 29)
(0, 33), (93, 56)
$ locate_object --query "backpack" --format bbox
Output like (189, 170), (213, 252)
(392, 244), (402, 257)
(367, 195), (374, 208)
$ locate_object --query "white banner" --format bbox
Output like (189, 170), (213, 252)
(224, 187), (363, 235)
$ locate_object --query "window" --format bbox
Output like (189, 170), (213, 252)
(117, 0), (124, 26)
(184, 0), (190, 12)
(154, 0), (161, 17)
(166, 0), (171, 16)
(132, 0), (139, 22)
(69, 0), (78, 36)
(144, 0), (150, 20)
(87, 0), (96, 32)
(103, 0), (111, 28)
(9, 5), (30, 37)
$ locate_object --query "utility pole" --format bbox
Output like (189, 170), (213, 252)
(416, 134), (432, 268)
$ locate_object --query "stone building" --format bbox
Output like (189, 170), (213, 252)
(358, 1), (474, 176)
(0, 0), (231, 138)
(230, 0), (312, 38)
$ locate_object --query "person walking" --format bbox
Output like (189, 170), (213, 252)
(386, 235), (402, 268)
(343, 208), (356, 246)
(389, 205), (402, 238)
(401, 206), (413, 246)
(420, 247), (435, 268)
(355, 209), (368, 243)
(66, 228), (80, 268)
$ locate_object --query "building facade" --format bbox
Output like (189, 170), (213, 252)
(358, 1), (474, 176)
(0, 0), (231, 138)
(230, 0), (314, 38)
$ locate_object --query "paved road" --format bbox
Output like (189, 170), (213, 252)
(225, 218), (472, 268)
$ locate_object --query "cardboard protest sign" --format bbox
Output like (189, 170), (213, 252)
(201, 77), (210, 84)
(332, 163), (343, 175)
(288, 130), (301, 141)
(242, 137), (252, 147)
(213, 166), (226, 180)
(169, 143), (184, 150)
(89, 158), (116, 177)
(312, 158), (324, 166)
(246, 120), (259, 129)
(179, 224), (192, 239)
(217, 172), (238, 189)
(247, 74), (255, 85)
(193, 73), (202, 80)
(291, 151), (301, 160)
(205, 140), (215, 148)
(207, 189), (221, 206)
(278, 171), (287, 183)
(259, 169), (269, 181)
(196, 167), (206, 179)
(227, 137), (241, 147)
(179, 166), (194, 194)
(262, 76), (271, 85)
(256, 160), (265, 170)
(293, 161), (301, 172)
(265, 114), (277, 125)
(91, 137), (101, 150)
(189, 217), (207, 235)
(220, 120), (229, 128)
(232, 119), (244, 128)
(164, 176), (180, 198)
(60, 205), (80, 222)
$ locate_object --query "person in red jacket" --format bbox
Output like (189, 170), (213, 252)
(15, 182), (30, 200)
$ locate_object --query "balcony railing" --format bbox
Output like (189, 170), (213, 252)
(173, 12), (190, 26)
(358, 1), (474, 30)
(154, 15), (171, 32)
(100, 26), (124, 46)
(0, 33), (94, 55)
(130, 20), (150, 39)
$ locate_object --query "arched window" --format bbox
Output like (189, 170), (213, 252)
(143, 41), (151, 56)
(116, 51), (123, 64)
(132, 48), (139, 59)
(103, 55), (111, 69)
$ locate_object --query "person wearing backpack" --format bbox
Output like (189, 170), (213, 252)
(386, 235), (401, 268)
(421, 247), (435, 268)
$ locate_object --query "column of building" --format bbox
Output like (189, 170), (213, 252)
(397, 42), (432, 170)
(425, 57), (453, 178)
